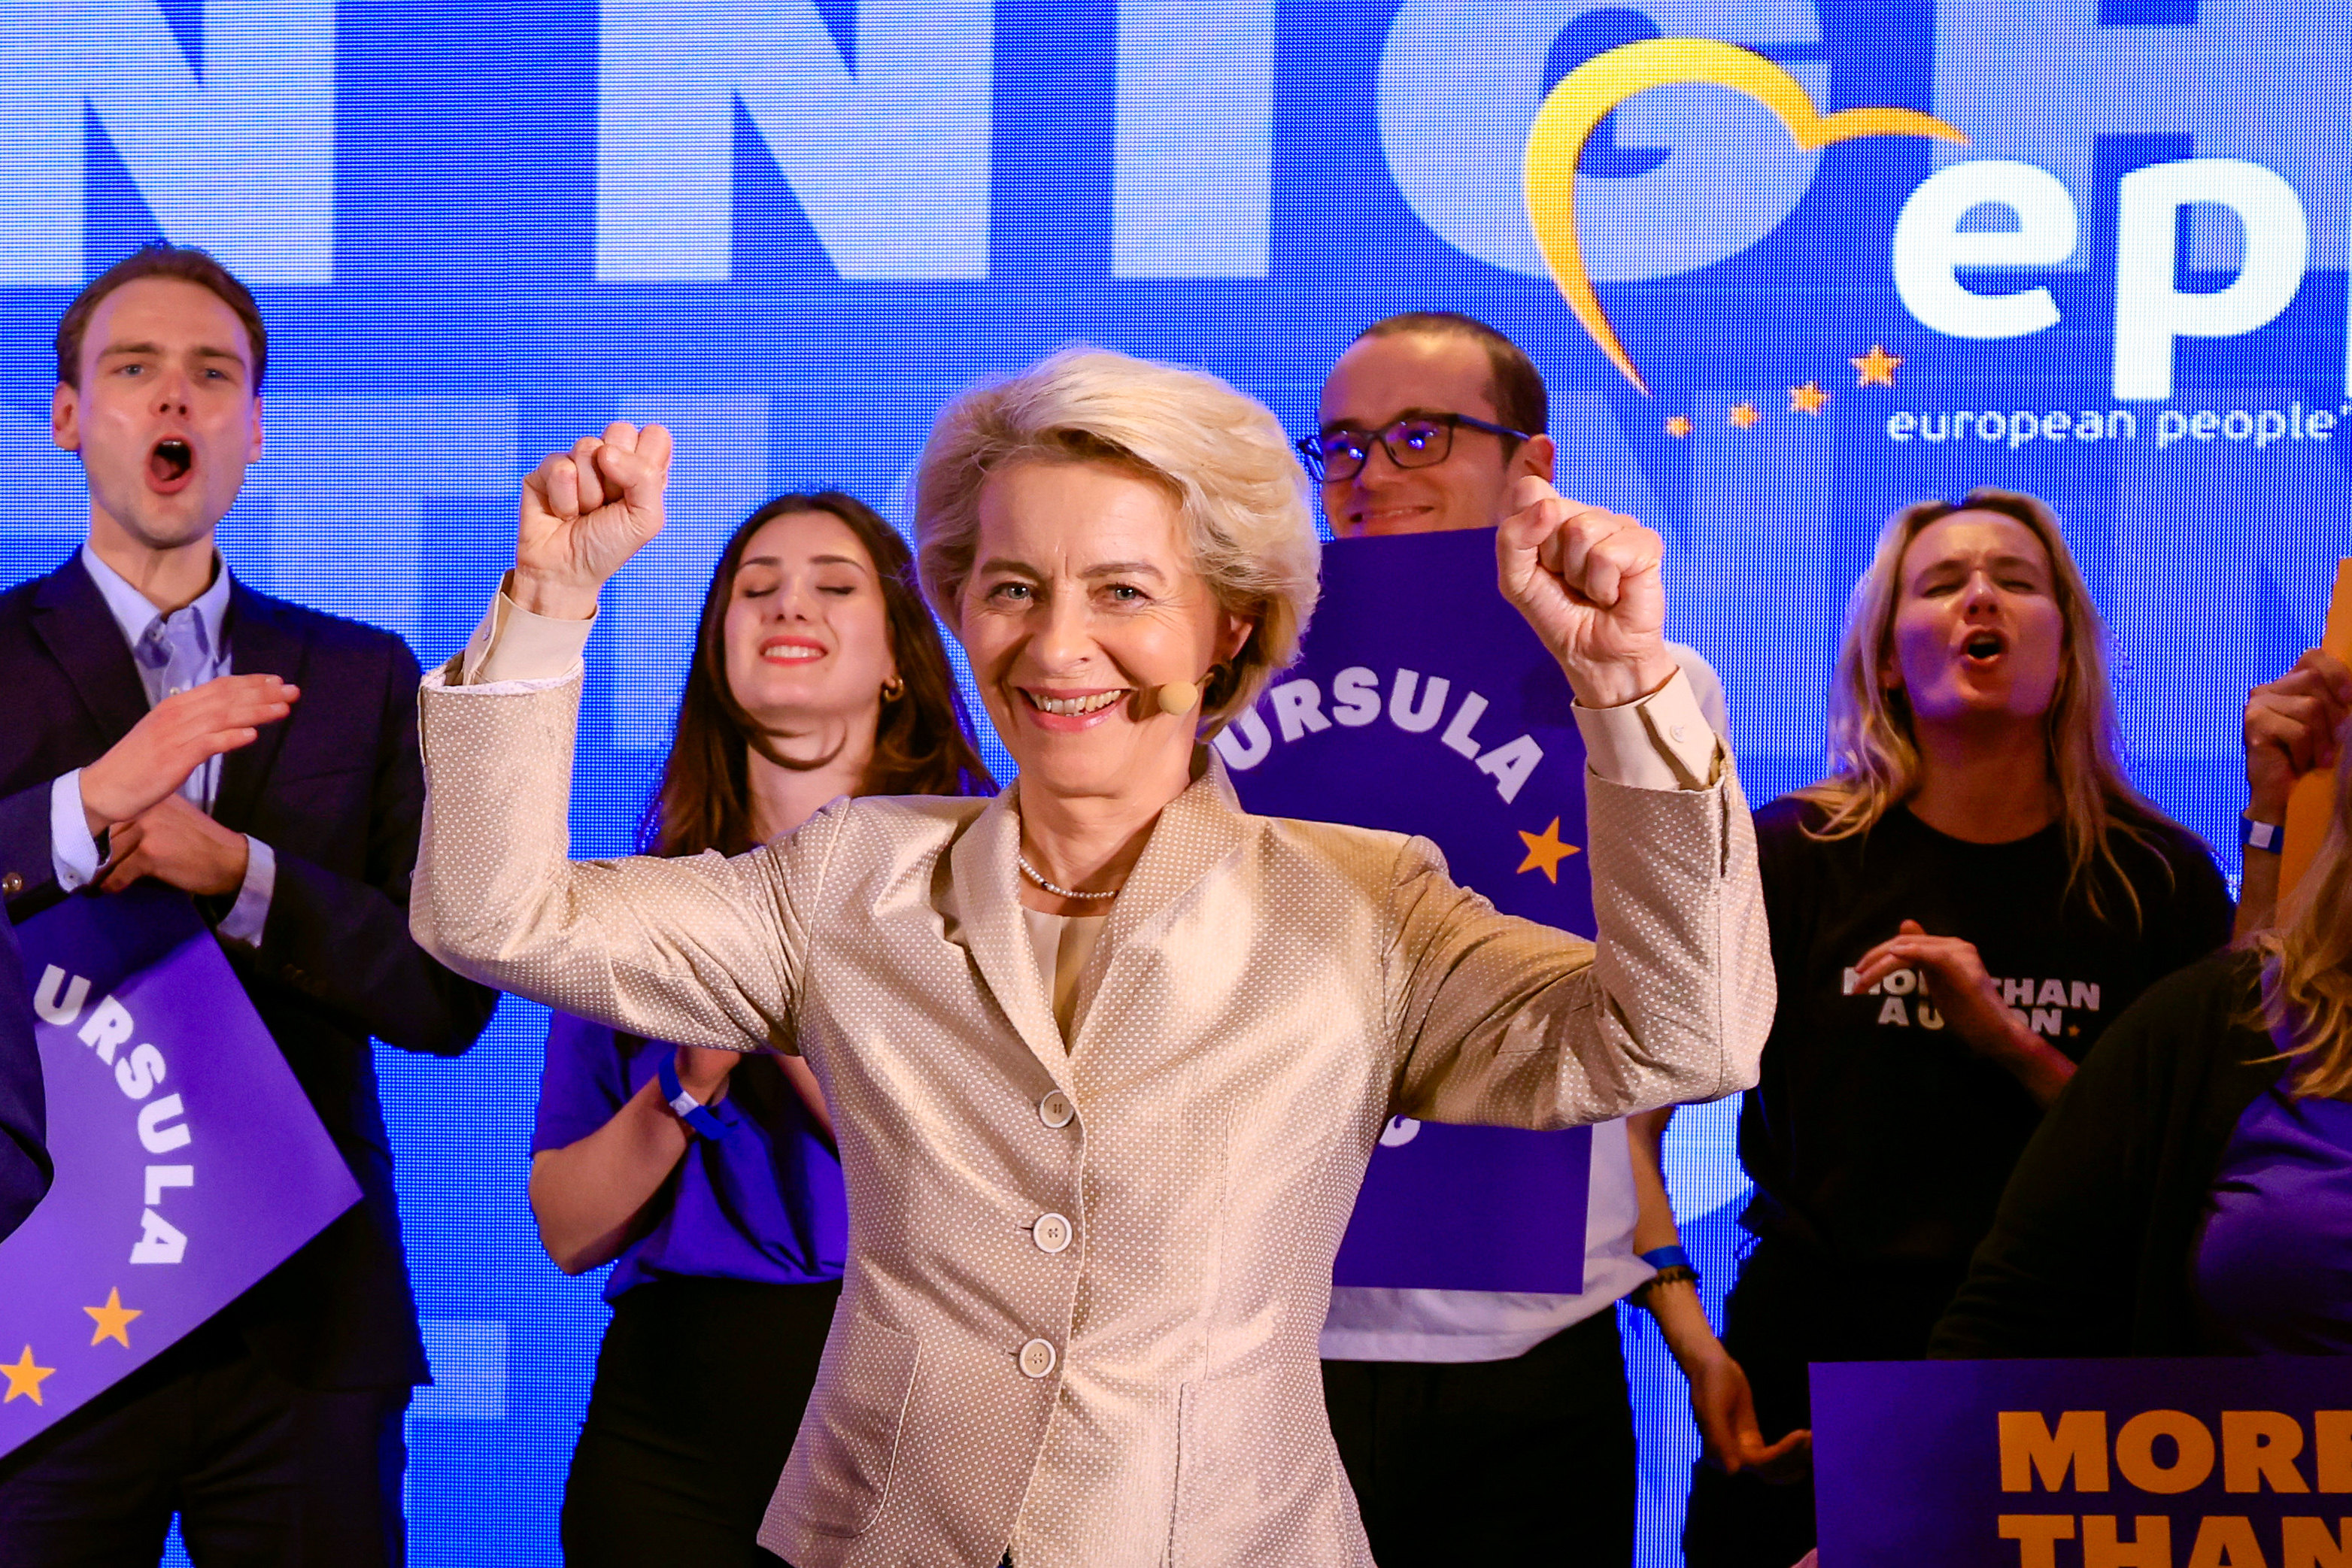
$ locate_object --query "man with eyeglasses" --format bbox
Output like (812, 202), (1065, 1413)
(1304, 312), (1796, 1565)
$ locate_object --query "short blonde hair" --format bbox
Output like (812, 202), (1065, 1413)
(912, 345), (1321, 731)
(1798, 487), (2181, 922)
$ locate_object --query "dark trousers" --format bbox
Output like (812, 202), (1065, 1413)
(562, 1274), (842, 1568)
(1322, 1305), (1636, 1566)
(0, 1315), (409, 1566)
(1681, 1242), (1965, 1568)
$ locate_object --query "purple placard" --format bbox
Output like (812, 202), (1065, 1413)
(1222, 527), (1595, 1294)
(1812, 1358), (2352, 1568)
(0, 887), (360, 1457)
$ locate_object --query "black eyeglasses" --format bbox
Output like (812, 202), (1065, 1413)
(1296, 413), (1534, 483)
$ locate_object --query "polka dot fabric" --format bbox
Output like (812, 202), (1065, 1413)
(411, 672), (1771, 1568)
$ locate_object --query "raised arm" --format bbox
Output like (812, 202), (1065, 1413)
(1387, 733), (1768, 1125)
(2237, 648), (2350, 938)
(1391, 480), (1772, 1126)
(410, 422), (810, 1051)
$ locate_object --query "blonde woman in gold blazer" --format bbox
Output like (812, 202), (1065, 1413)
(411, 348), (1772, 1568)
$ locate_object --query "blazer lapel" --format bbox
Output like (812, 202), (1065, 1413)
(1064, 749), (1252, 1055)
(948, 784), (1075, 1089)
(29, 559), (149, 747)
(212, 584), (309, 833)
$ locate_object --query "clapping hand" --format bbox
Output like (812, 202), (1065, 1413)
(1496, 475), (1677, 707)
(77, 673), (296, 836)
(99, 795), (250, 898)
(512, 421), (675, 620)
(1849, 920), (2076, 1104)
(1847, 920), (2017, 1057)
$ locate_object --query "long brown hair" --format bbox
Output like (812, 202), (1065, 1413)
(1796, 487), (2181, 923)
(645, 491), (994, 857)
(2253, 717), (2352, 1097)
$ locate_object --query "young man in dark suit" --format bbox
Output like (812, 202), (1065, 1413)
(0, 244), (499, 1565)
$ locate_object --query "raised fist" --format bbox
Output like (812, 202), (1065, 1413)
(1496, 475), (1675, 707)
(2244, 648), (2350, 822)
(512, 420), (675, 619)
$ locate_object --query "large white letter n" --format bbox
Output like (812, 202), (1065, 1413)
(598, 0), (992, 281)
(0, 0), (335, 284)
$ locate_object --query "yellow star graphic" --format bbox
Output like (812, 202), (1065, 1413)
(1726, 402), (1760, 430)
(2, 1345), (54, 1405)
(1788, 381), (1829, 415)
(84, 1289), (141, 1349)
(1516, 818), (1583, 884)
(1850, 344), (1903, 387)
(1663, 414), (1692, 438)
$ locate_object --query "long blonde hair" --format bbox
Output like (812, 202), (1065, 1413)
(2254, 718), (2352, 1097)
(1796, 488), (2177, 922)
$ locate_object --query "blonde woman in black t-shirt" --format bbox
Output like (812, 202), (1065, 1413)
(1680, 488), (2233, 1568)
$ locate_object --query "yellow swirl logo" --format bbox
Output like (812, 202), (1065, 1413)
(1524, 39), (1968, 395)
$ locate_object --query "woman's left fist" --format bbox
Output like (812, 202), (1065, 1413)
(1497, 475), (1675, 706)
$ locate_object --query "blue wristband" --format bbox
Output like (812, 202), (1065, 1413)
(656, 1052), (730, 1141)
(1640, 1245), (1694, 1275)
(2241, 814), (2284, 854)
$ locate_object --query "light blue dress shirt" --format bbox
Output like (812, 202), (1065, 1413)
(47, 545), (276, 943)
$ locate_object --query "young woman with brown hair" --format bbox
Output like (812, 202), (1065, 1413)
(1683, 488), (2235, 1568)
(524, 490), (991, 1567)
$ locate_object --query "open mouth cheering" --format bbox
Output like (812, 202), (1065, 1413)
(148, 438), (194, 485)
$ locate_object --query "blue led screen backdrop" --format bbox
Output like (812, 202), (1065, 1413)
(0, 2), (2341, 1561)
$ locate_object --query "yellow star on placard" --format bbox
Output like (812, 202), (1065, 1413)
(1850, 344), (1903, 387)
(1726, 401), (1760, 430)
(1789, 380), (1829, 414)
(2, 1345), (54, 1405)
(1516, 818), (1583, 884)
(84, 1289), (141, 1349)
(1664, 414), (1692, 438)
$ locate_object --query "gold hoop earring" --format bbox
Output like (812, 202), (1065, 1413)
(881, 675), (906, 702)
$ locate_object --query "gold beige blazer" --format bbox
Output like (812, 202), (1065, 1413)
(411, 673), (1771, 1568)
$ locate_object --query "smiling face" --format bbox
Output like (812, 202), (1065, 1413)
(955, 459), (1251, 803)
(1881, 510), (2067, 729)
(1315, 331), (1552, 537)
(721, 509), (898, 732)
(52, 276), (264, 555)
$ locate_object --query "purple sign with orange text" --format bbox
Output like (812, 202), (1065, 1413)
(0, 887), (359, 1457)
(1222, 526), (1597, 1294)
(1812, 1358), (2352, 1568)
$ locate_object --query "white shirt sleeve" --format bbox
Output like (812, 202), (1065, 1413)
(1571, 667), (1722, 793)
(215, 836), (276, 945)
(1667, 641), (1731, 739)
(49, 771), (103, 893)
(457, 581), (598, 687)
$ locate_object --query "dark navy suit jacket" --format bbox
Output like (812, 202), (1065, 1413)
(0, 911), (49, 1242)
(0, 556), (498, 1390)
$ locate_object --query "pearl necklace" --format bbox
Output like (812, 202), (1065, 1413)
(1017, 851), (1120, 902)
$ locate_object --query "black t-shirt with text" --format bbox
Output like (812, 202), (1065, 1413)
(1739, 796), (2234, 1285)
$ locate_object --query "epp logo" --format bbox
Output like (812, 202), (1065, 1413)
(1525, 39), (2329, 403)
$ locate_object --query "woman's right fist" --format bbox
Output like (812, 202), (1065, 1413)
(512, 421), (674, 619)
